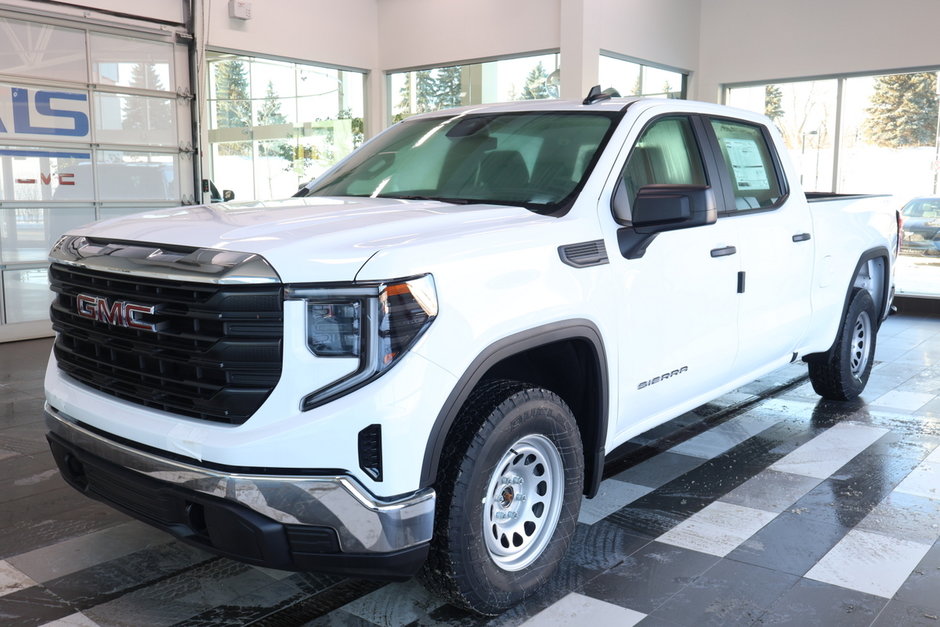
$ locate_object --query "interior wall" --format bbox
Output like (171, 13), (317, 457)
(376, 0), (561, 71)
(206, 0), (379, 71)
(696, 0), (940, 101)
(587, 0), (701, 76)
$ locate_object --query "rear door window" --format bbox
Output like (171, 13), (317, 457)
(709, 119), (785, 211)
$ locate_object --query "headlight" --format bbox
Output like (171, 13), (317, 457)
(289, 275), (438, 410)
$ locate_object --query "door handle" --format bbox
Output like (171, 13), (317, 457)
(710, 245), (737, 258)
(792, 233), (812, 242)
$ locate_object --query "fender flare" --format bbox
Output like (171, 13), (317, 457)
(418, 319), (609, 496)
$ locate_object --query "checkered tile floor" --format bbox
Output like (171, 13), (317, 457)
(2, 312), (939, 626)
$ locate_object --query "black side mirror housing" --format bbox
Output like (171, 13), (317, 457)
(628, 184), (717, 233)
(613, 184), (718, 260)
(222, 189), (235, 202)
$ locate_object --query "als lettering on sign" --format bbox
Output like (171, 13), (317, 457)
(0, 86), (91, 198)
(0, 87), (90, 137)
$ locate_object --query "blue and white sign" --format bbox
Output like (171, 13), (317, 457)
(0, 83), (91, 147)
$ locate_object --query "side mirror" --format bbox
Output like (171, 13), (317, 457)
(222, 189), (235, 202)
(631, 185), (717, 234)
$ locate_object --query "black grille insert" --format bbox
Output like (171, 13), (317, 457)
(49, 263), (283, 424)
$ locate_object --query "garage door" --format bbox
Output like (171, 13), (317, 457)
(0, 11), (194, 341)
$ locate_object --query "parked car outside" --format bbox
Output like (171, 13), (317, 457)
(900, 196), (940, 255)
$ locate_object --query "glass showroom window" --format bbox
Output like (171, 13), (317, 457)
(388, 53), (560, 122)
(207, 53), (365, 201)
(727, 71), (940, 298)
(598, 54), (686, 99)
(727, 79), (838, 193)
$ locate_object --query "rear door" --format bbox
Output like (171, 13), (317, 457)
(704, 117), (814, 375)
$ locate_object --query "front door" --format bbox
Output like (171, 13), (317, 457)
(605, 113), (742, 439)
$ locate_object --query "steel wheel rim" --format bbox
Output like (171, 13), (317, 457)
(850, 309), (872, 379)
(482, 434), (564, 571)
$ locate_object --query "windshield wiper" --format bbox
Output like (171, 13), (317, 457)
(381, 194), (474, 205)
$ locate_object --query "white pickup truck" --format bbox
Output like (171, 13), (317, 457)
(44, 91), (899, 614)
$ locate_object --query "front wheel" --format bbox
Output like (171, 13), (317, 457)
(808, 287), (877, 400)
(421, 380), (583, 615)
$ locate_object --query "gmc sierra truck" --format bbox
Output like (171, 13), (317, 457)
(44, 90), (899, 614)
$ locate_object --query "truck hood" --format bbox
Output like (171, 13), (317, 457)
(75, 196), (546, 282)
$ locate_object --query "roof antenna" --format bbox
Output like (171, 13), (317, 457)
(583, 85), (617, 105)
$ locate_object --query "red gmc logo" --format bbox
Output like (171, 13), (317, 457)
(76, 294), (158, 332)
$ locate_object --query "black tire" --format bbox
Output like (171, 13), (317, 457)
(420, 379), (584, 615)
(808, 287), (878, 400)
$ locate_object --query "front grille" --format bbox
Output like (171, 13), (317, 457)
(49, 263), (283, 425)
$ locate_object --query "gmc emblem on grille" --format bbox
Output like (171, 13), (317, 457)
(76, 294), (158, 332)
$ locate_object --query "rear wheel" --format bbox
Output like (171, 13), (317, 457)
(808, 287), (877, 400)
(421, 380), (583, 615)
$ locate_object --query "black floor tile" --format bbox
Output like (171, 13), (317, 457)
(248, 579), (386, 626)
(612, 452), (706, 489)
(648, 559), (799, 627)
(754, 578), (887, 626)
(581, 541), (719, 614)
(0, 397), (45, 429)
(872, 599), (940, 626)
(726, 512), (850, 577)
(0, 585), (75, 626)
(566, 519), (652, 576)
(893, 541), (940, 611)
(787, 476), (893, 530)
(0, 453), (62, 504)
(606, 491), (712, 539)
(43, 542), (216, 609)
(0, 487), (128, 559)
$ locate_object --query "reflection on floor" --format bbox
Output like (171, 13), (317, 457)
(1, 312), (939, 626)
(895, 252), (940, 296)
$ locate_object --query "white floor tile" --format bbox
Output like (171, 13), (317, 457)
(871, 390), (937, 411)
(769, 422), (889, 479)
(40, 612), (101, 626)
(669, 412), (780, 460)
(805, 529), (931, 598)
(0, 560), (37, 598)
(926, 446), (940, 464)
(894, 460), (940, 501)
(656, 501), (777, 557)
(855, 492), (940, 545)
(578, 481), (652, 525)
(719, 470), (821, 513)
(521, 592), (645, 626)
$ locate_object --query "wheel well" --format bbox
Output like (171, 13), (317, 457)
(479, 338), (605, 497)
(421, 325), (608, 497)
(853, 255), (888, 323)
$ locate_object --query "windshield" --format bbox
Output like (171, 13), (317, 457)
(304, 111), (618, 211)
(902, 198), (940, 218)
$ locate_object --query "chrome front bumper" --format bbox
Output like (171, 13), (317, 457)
(45, 405), (435, 557)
